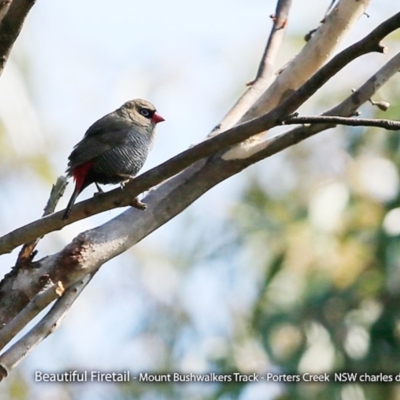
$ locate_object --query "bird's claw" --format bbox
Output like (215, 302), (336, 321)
(120, 180), (129, 189)
(117, 174), (136, 189)
(131, 197), (147, 211)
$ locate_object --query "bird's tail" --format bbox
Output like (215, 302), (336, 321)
(62, 187), (81, 220)
(62, 162), (93, 220)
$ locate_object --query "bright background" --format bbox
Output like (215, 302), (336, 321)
(0, 1), (400, 399)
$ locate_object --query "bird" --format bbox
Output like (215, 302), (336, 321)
(62, 99), (164, 220)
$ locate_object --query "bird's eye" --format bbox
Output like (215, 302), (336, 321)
(139, 108), (152, 118)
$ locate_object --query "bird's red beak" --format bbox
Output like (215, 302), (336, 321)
(152, 112), (165, 124)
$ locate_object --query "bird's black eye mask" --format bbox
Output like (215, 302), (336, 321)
(139, 107), (155, 119)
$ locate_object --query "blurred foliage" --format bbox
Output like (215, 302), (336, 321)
(218, 103), (400, 398)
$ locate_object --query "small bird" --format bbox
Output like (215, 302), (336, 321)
(62, 99), (164, 220)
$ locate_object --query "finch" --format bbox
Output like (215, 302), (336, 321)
(62, 99), (164, 220)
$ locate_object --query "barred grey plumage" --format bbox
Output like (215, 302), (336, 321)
(62, 99), (164, 220)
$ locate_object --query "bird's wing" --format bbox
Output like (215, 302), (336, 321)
(66, 114), (134, 172)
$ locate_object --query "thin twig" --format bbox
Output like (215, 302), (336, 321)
(0, 10), (399, 256)
(242, 0), (370, 122)
(274, 50), (400, 147)
(253, 0), (292, 83)
(209, 0), (292, 137)
(0, 274), (93, 380)
(43, 176), (69, 215)
(282, 115), (400, 130)
(16, 176), (68, 267)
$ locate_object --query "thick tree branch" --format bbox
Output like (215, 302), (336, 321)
(0, 281), (64, 351)
(0, 9), (399, 256)
(0, 0), (35, 77)
(0, 274), (92, 380)
(241, 0), (370, 122)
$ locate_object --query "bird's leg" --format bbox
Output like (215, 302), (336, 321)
(116, 174), (147, 211)
(115, 173), (147, 210)
(93, 182), (104, 196)
(116, 173), (136, 189)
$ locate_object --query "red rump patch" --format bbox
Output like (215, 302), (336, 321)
(72, 161), (93, 192)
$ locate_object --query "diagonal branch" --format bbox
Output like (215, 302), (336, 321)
(0, 281), (65, 351)
(16, 176), (68, 267)
(0, 274), (93, 380)
(274, 50), (400, 149)
(0, 9), (399, 256)
(212, 0), (369, 136)
(254, 0), (291, 82)
(209, 0), (292, 137)
(240, 0), (370, 123)
(0, 0), (36, 77)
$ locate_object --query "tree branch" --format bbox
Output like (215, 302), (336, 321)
(0, 281), (65, 351)
(16, 176), (68, 267)
(241, 0), (371, 122)
(0, 0), (36, 77)
(272, 50), (400, 149)
(282, 115), (400, 130)
(0, 274), (92, 380)
(209, 0), (293, 137)
(254, 0), (291, 82)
